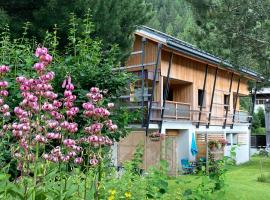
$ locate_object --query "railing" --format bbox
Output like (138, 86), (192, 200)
(164, 101), (191, 119)
(233, 110), (250, 123)
(151, 101), (191, 120)
(118, 96), (251, 124)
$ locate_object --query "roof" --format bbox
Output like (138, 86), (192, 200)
(136, 26), (262, 81)
(257, 88), (270, 94)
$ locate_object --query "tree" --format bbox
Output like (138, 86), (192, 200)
(188, 0), (270, 85)
(257, 107), (265, 128)
(0, 0), (152, 61)
(146, 0), (198, 44)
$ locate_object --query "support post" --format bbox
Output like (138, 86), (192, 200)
(196, 64), (208, 128)
(206, 131), (209, 174)
(231, 77), (241, 129)
(146, 44), (162, 136)
(141, 37), (146, 127)
(207, 67), (218, 128)
(223, 73), (234, 129)
(265, 100), (270, 147)
(250, 83), (257, 123)
(159, 52), (173, 133)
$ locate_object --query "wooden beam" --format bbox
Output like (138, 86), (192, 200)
(249, 82), (257, 129)
(196, 64), (208, 128)
(223, 73), (234, 128)
(159, 52), (173, 133)
(146, 43), (162, 136)
(231, 77), (241, 129)
(141, 37), (146, 127)
(207, 67), (218, 128)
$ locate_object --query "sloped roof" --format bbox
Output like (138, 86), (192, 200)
(136, 26), (262, 81)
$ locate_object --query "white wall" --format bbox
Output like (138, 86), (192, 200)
(224, 129), (250, 164)
(177, 129), (190, 169)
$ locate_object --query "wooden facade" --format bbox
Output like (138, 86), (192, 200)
(125, 33), (253, 126)
(116, 27), (258, 174)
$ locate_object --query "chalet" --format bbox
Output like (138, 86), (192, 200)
(114, 26), (261, 175)
(254, 87), (270, 112)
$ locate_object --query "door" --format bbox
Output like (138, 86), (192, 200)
(165, 130), (178, 176)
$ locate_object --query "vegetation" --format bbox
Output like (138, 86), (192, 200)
(0, 1), (269, 200)
(252, 107), (265, 135)
(169, 156), (270, 200)
(0, 0), (152, 61)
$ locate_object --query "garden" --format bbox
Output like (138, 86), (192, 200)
(0, 1), (270, 200)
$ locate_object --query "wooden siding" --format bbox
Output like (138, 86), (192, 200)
(196, 133), (225, 159)
(125, 35), (252, 125)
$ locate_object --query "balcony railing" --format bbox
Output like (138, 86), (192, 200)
(118, 96), (251, 125)
(232, 110), (250, 123)
(151, 101), (191, 120)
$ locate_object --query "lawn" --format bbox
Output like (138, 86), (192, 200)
(169, 156), (270, 200)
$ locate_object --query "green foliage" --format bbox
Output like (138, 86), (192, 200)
(252, 107), (265, 135)
(130, 143), (144, 175)
(188, 0), (270, 84)
(147, 0), (198, 44)
(257, 150), (270, 183)
(1, 0), (152, 61)
(145, 160), (170, 199)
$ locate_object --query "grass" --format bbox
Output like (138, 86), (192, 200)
(169, 156), (270, 200)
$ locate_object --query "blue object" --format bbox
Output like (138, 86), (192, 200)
(181, 158), (194, 174)
(191, 132), (198, 156)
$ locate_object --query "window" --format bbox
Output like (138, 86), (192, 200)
(166, 88), (174, 101)
(258, 99), (265, 105)
(226, 133), (231, 145)
(224, 94), (230, 110)
(232, 133), (238, 145)
(198, 89), (206, 107)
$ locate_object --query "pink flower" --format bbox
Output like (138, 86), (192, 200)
(0, 81), (8, 88)
(90, 87), (99, 94)
(82, 102), (95, 111)
(74, 157), (83, 164)
(35, 47), (48, 57)
(35, 135), (47, 143)
(16, 76), (26, 83)
(89, 157), (99, 166)
(0, 90), (8, 96)
(46, 132), (61, 140)
(0, 65), (10, 73)
(33, 62), (45, 71)
(66, 84), (74, 91)
(63, 139), (76, 147)
(40, 54), (52, 65)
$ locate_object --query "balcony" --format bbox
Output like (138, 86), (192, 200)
(151, 101), (191, 121)
(119, 96), (251, 126)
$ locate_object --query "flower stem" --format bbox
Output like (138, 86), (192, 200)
(33, 143), (39, 200)
(84, 174), (87, 200)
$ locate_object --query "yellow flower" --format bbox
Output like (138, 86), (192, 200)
(108, 196), (115, 200)
(109, 189), (116, 195)
(108, 189), (116, 200)
(125, 192), (132, 199)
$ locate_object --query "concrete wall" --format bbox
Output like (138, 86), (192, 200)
(177, 129), (190, 170)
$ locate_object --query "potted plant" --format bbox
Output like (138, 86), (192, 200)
(149, 131), (162, 141)
(218, 139), (228, 150)
(208, 140), (218, 151)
